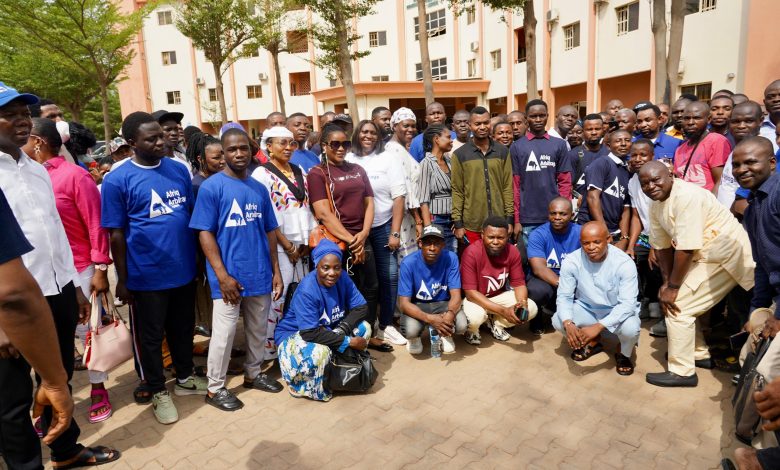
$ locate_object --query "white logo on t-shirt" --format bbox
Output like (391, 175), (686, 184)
(483, 269), (508, 294)
(603, 177), (624, 199)
(546, 248), (560, 269)
(416, 280), (433, 301)
(576, 173), (586, 187)
(149, 189), (174, 218)
(225, 199), (247, 227)
(525, 151), (541, 172)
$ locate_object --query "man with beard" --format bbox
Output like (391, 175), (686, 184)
(371, 106), (392, 143)
(665, 98), (692, 141)
(673, 101), (731, 193)
(709, 95), (736, 149)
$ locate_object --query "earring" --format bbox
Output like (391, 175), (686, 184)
(34, 144), (41, 154)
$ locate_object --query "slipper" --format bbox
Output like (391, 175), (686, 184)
(133, 385), (152, 404)
(88, 389), (112, 424)
(368, 342), (394, 353)
(615, 353), (635, 376)
(51, 446), (121, 469)
(570, 343), (604, 362)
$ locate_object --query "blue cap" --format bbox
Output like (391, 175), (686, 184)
(0, 82), (39, 108)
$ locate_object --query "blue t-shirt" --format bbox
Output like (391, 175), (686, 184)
(398, 250), (461, 303)
(510, 134), (572, 224)
(409, 130), (456, 163)
(577, 154), (631, 232)
(290, 149), (320, 173)
(0, 188), (33, 264)
(568, 145), (609, 196)
(274, 270), (366, 344)
(189, 172), (279, 299)
(101, 158), (197, 291)
(526, 222), (582, 275)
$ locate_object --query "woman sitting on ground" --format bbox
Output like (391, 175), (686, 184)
(274, 240), (371, 402)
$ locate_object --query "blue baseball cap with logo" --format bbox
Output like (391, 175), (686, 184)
(0, 82), (39, 108)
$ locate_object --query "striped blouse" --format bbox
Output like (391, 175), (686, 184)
(418, 152), (453, 216)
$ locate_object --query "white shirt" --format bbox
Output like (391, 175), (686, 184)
(0, 151), (80, 295)
(383, 141), (421, 210)
(548, 128), (571, 150)
(717, 152), (740, 209)
(627, 174), (650, 236)
(346, 151), (406, 227)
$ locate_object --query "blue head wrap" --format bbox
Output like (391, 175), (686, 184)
(312, 239), (343, 266)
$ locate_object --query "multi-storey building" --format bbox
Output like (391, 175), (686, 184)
(118, 0), (779, 136)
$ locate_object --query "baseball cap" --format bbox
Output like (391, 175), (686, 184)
(0, 81), (39, 107)
(107, 137), (130, 155)
(152, 109), (184, 124)
(332, 113), (352, 124)
(633, 101), (655, 113)
(420, 225), (445, 240)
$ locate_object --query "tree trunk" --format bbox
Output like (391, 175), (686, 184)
(334, 6), (359, 125)
(651, 0), (669, 104)
(666, 0), (685, 101)
(212, 60), (228, 125)
(524, 0), (538, 100)
(270, 45), (286, 116)
(417, 0), (435, 105)
(99, 82), (112, 142)
(66, 104), (83, 123)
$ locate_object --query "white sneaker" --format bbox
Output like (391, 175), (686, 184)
(649, 302), (662, 318)
(441, 336), (456, 354)
(406, 337), (423, 354)
(464, 331), (481, 345)
(488, 317), (511, 341)
(379, 325), (407, 345)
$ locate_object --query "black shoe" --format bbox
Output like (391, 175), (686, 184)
(205, 388), (244, 411)
(243, 373), (283, 393)
(663, 353), (715, 370)
(646, 371), (698, 387)
(206, 388), (244, 411)
(194, 325), (211, 337)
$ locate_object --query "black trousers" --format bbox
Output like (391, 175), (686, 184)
(634, 244), (662, 303)
(0, 282), (83, 469)
(130, 281), (195, 393)
(346, 243), (378, 326)
(757, 445), (780, 469)
(527, 275), (557, 330)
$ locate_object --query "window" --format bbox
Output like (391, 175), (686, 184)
(515, 28), (527, 63)
(286, 30), (308, 53)
(685, 0), (716, 14)
(371, 75), (389, 82)
(415, 57), (447, 81)
(208, 88), (217, 102)
(490, 50), (501, 70)
(369, 31), (387, 47)
(467, 59), (477, 78)
(700, 0), (717, 11)
(329, 78), (338, 88)
(161, 51), (177, 65)
(466, 7), (476, 25)
(289, 72), (311, 96)
(414, 9), (446, 41)
(680, 82), (712, 102)
(157, 10), (173, 25)
(564, 22), (580, 50)
(616, 2), (639, 35)
(247, 85), (262, 99)
(166, 91), (181, 105)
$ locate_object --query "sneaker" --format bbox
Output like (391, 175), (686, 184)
(378, 325), (407, 346)
(152, 391), (178, 424)
(174, 376), (208, 396)
(464, 330), (481, 345)
(488, 317), (511, 341)
(650, 318), (667, 338)
(648, 302), (662, 319)
(113, 297), (124, 307)
(205, 388), (244, 412)
(406, 337), (423, 355)
(441, 336), (456, 354)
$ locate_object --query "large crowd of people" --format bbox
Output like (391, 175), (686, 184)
(1, 77), (780, 469)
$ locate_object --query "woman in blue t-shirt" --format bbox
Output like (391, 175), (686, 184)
(275, 240), (371, 401)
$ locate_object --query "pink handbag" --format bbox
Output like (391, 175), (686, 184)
(83, 293), (133, 372)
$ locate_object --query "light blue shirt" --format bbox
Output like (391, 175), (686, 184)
(556, 245), (639, 332)
(760, 116), (779, 153)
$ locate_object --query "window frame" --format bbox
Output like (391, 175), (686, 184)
(414, 8), (447, 41)
(246, 85), (262, 99)
(166, 91), (181, 105)
(490, 49), (501, 71)
(161, 50), (177, 66)
(616, 2), (639, 36)
(157, 10), (173, 25)
(208, 88), (217, 102)
(564, 22), (580, 50)
(369, 31), (387, 47)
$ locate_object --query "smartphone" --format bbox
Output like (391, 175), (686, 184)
(729, 330), (749, 352)
(516, 306), (528, 322)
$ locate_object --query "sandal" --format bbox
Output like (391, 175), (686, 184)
(88, 389), (112, 424)
(368, 342), (394, 353)
(615, 353), (635, 376)
(570, 342), (604, 362)
(133, 385), (152, 404)
(51, 446), (121, 469)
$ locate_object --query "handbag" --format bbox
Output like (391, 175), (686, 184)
(732, 336), (772, 444)
(308, 165), (346, 250)
(83, 292), (134, 372)
(282, 261), (300, 317)
(327, 348), (377, 393)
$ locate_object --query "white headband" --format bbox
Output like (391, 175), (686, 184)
(261, 126), (294, 149)
(391, 107), (416, 126)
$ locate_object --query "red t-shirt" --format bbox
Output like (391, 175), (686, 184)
(460, 242), (525, 298)
(306, 162), (374, 235)
(673, 132), (730, 191)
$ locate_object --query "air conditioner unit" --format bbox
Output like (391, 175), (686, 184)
(195, 77), (205, 86)
(546, 8), (559, 23)
(258, 72), (268, 81)
(470, 41), (479, 52)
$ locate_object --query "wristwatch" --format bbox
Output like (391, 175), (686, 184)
(391, 231), (401, 239)
(96, 264), (108, 271)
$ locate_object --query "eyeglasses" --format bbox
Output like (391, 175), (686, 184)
(327, 140), (352, 151)
(272, 139), (299, 149)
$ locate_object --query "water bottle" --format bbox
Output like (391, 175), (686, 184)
(429, 326), (441, 358)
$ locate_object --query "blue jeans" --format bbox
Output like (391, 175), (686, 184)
(369, 220), (399, 328)
(521, 223), (542, 245)
(432, 214), (457, 252)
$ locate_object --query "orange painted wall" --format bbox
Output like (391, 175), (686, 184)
(117, 0), (151, 117)
(553, 83), (587, 111)
(597, 71), (651, 111)
(742, 0), (780, 101)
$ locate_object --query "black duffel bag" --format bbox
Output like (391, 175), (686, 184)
(733, 337), (772, 444)
(327, 348), (377, 393)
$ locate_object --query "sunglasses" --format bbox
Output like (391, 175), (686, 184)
(327, 140), (352, 151)
(272, 139), (299, 149)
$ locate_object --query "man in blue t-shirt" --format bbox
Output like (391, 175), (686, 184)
(577, 129), (632, 251)
(526, 198), (582, 335)
(409, 102), (456, 162)
(398, 225), (467, 355)
(287, 113), (320, 171)
(190, 128), (283, 412)
(101, 112), (201, 425)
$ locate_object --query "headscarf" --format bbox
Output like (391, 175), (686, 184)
(391, 107), (416, 127)
(312, 239), (343, 266)
(261, 126), (294, 151)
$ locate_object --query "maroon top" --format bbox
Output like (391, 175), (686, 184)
(307, 162), (374, 235)
(460, 241), (525, 298)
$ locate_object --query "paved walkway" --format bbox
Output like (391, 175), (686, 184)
(46, 320), (738, 469)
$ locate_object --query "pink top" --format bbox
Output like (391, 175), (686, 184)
(43, 156), (111, 271)
(673, 132), (730, 191)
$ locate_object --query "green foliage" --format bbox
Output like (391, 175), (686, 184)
(80, 87), (123, 139)
(449, 0), (526, 17)
(251, 0), (304, 54)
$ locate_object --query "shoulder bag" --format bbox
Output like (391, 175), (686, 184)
(308, 165), (347, 250)
(732, 336), (772, 444)
(83, 292), (134, 372)
(327, 347), (378, 393)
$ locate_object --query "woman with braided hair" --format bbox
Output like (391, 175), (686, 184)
(186, 130), (224, 198)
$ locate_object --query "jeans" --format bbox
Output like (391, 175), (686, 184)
(432, 214), (457, 252)
(400, 301), (468, 338)
(369, 220), (400, 329)
(521, 223), (543, 245)
(552, 305), (641, 354)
